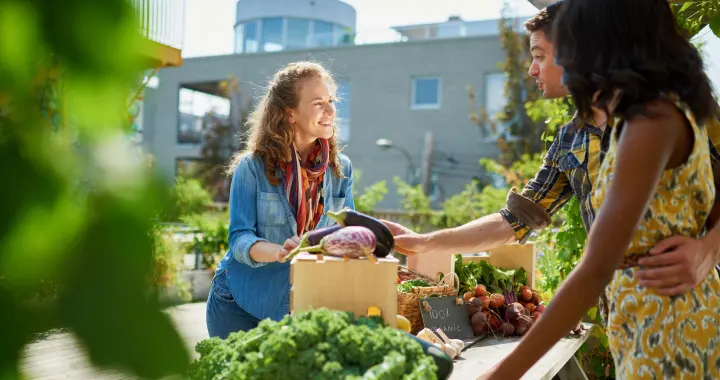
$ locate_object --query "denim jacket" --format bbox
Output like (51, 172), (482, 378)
(214, 152), (355, 322)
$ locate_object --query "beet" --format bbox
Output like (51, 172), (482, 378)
(505, 302), (525, 322)
(488, 314), (502, 330)
(531, 311), (541, 321)
(478, 295), (490, 308)
(519, 286), (532, 302)
(489, 294), (504, 309)
(513, 317), (533, 336)
(471, 311), (489, 335)
(499, 322), (515, 336)
(531, 291), (542, 305)
(475, 284), (487, 297)
(526, 303), (536, 314)
(467, 297), (484, 317)
(463, 291), (474, 303)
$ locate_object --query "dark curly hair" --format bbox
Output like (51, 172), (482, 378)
(552, 0), (717, 124)
(524, 0), (564, 36)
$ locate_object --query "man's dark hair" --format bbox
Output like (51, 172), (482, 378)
(523, 1), (564, 36)
(553, 0), (717, 124)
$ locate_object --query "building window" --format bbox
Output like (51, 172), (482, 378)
(411, 77), (441, 109)
(334, 24), (352, 46)
(235, 17), (351, 53)
(312, 20), (334, 47)
(286, 18), (310, 50)
(234, 23), (244, 53)
(336, 80), (351, 142)
(177, 87), (230, 145)
(177, 113), (203, 145)
(484, 72), (509, 138)
(261, 17), (284, 52)
(243, 21), (259, 53)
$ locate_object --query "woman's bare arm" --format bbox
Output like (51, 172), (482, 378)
(484, 101), (690, 379)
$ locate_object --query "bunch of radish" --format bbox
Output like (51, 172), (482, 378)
(464, 283), (546, 337)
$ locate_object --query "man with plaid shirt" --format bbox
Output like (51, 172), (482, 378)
(383, 0), (720, 296)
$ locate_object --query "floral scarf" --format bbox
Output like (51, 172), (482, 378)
(283, 139), (330, 236)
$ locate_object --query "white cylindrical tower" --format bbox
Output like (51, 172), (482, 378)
(233, 0), (357, 53)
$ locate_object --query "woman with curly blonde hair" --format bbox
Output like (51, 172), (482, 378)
(206, 62), (355, 338)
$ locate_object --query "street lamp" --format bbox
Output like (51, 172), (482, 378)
(375, 138), (418, 185)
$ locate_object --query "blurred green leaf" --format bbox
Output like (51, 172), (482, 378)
(0, 0), (191, 378)
(0, 1), (39, 89)
(58, 180), (189, 377)
(710, 11), (720, 38)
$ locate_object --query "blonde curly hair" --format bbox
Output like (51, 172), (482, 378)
(228, 61), (342, 184)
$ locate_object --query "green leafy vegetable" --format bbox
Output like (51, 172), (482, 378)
(188, 308), (439, 380)
(454, 254), (528, 299)
(397, 279), (431, 293)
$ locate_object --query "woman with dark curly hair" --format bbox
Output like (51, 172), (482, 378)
(480, 0), (720, 378)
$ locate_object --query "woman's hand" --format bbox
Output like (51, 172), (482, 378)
(283, 236), (301, 251)
(275, 236), (301, 262)
(637, 236), (717, 295)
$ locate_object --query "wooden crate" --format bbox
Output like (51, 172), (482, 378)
(290, 253), (399, 327)
(450, 243), (537, 289)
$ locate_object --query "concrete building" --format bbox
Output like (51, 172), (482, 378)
(142, 0), (528, 208)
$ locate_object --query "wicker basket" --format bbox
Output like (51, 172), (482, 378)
(397, 272), (460, 334)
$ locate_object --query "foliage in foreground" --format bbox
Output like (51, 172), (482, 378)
(0, 0), (190, 378)
(189, 308), (438, 380)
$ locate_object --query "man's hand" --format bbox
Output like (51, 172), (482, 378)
(380, 220), (430, 257)
(636, 235), (716, 296)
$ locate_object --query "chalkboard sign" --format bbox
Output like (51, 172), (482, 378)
(418, 296), (474, 340)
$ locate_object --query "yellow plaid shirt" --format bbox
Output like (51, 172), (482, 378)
(500, 115), (720, 243)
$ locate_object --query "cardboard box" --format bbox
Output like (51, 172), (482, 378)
(290, 253), (399, 327)
(452, 243), (537, 289)
(407, 243), (537, 289)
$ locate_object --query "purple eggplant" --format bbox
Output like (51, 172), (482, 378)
(313, 226), (377, 258)
(308, 224), (342, 246)
(282, 225), (342, 263)
(281, 226), (377, 263)
(326, 208), (395, 257)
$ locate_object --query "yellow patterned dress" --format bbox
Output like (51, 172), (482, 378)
(591, 101), (720, 379)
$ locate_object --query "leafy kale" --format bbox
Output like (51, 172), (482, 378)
(188, 308), (438, 380)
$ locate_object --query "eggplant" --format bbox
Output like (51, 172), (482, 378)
(281, 226), (377, 263)
(281, 225), (342, 263)
(326, 208), (395, 258)
(308, 224), (342, 246)
(317, 226), (376, 257)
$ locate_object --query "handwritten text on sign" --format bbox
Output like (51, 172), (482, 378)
(418, 296), (474, 340)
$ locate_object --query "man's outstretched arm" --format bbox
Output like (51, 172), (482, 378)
(385, 134), (575, 256)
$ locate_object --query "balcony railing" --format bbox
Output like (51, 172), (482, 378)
(131, 0), (185, 51)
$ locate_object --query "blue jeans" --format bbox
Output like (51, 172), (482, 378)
(206, 270), (261, 339)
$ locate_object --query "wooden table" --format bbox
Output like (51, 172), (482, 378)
(449, 325), (592, 380)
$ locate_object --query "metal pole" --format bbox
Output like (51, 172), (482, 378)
(393, 146), (417, 185)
